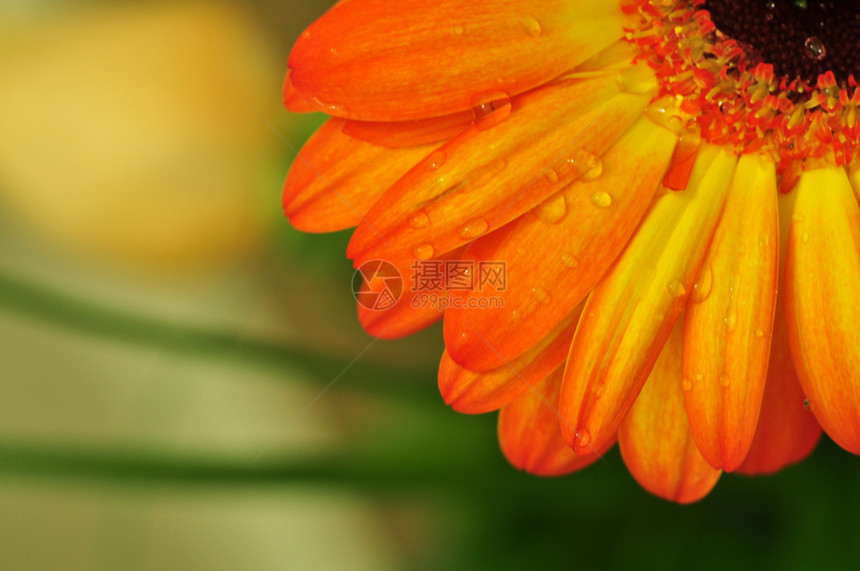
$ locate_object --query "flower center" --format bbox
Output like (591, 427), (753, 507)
(705, 0), (860, 86)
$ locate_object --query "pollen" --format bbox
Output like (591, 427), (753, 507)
(624, 0), (860, 174)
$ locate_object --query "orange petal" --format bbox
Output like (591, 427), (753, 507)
(343, 112), (475, 148)
(444, 115), (676, 370)
(438, 304), (580, 414)
(618, 318), (722, 504)
(784, 166), (860, 454)
(348, 69), (655, 268)
(559, 145), (736, 455)
(283, 118), (437, 232)
(499, 367), (613, 476)
(358, 247), (467, 339)
(682, 154), (779, 471)
(287, 0), (627, 120)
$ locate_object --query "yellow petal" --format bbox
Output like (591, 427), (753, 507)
(559, 145), (736, 455)
(682, 154), (779, 471)
(785, 166), (860, 454)
(619, 318), (722, 503)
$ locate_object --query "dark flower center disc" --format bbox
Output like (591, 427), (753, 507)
(705, 0), (860, 84)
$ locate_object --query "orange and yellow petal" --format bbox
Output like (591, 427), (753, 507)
(785, 166), (860, 454)
(283, 118), (437, 232)
(287, 0), (627, 121)
(499, 367), (612, 476)
(438, 305), (580, 414)
(682, 154), (779, 471)
(559, 145), (736, 455)
(348, 70), (655, 269)
(619, 319), (722, 503)
(736, 305), (822, 475)
(443, 115), (676, 370)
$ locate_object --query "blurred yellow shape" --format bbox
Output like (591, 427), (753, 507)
(0, 2), (283, 273)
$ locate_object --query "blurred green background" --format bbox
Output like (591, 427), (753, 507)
(1, 1), (859, 569)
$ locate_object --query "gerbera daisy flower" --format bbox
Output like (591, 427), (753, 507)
(282, 0), (860, 502)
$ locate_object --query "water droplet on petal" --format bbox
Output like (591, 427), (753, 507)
(471, 92), (512, 131)
(719, 373), (731, 388)
(537, 193), (567, 224)
(413, 243), (435, 260)
(755, 328), (765, 338)
(427, 150), (447, 170)
(561, 254), (579, 268)
(695, 373), (704, 382)
(804, 36), (826, 61)
(313, 97), (349, 116)
(520, 15), (542, 37)
(544, 168), (559, 184)
(532, 287), (551, 305)
(408, 210), (430, 229)
(682, 378), (693, 392)
(590, 191), (612, 209)
(689, 265), (713, 303)
(724, 310), (737, 333)
(457, 218), (489, 240)
(575, 429), (592, 448)
(567, 150), (602, 181)
(668, 280), (686, 298)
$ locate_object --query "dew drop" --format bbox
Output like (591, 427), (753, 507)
(682, 378), (693, 392)
(471, 92), (512, 131)
(695, 373), (704, 382)
(312, 97), (349, 116)
(667, 280), (686, 298)
(537, 193), (567, 224)
(804, 36), (826, 60)
(575, 429), (592, 448)
(532, 287), (551, 305)
(427, 150), (447, 170)
(719, 374), (731, 388)
(724, 310), (737, 333)
(408, 210), (430, 229)
(457, 218), (489, 240)
(689, 265), (713, 303)
(544, 167), (560, 184)
(413, 243), (435, 260)
(561, 254), (579, 268)
(590, 191), (613, 209)
(520, 15), (542, 37)
(568, 151), (603, 181)
(755, 328), (765, 338)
